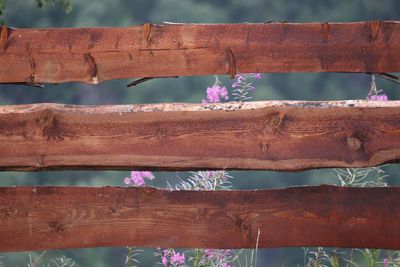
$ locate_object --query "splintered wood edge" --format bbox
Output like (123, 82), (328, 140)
(0, 100), (399, 114)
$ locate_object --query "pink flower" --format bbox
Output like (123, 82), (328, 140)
(170, 251), (185, 265)
(161, 255), (168, 266)
(384, 258), (389, 267)
(131, 172), (145, 186)
(237, 75), (246, 83)
(203, 84), (229, 103)
(125, 171), (155, 187)
(367, 94), (388, 101)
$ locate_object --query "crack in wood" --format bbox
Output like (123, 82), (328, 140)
(27, 54), (37, 83)
(0, 26), (10, 51)
(370, 21), (382, 41)
(322, 22), (330, 43)
(226, 48), (237, 79)
(143, 23), (152, 46)
(84, 53), (99, 84)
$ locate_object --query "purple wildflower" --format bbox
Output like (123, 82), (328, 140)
(367, 94), (388, 101)
(384, 258), (389, 267)
(161, 255), (168, 266)
(203, 84), (229, 103)
(160, 249), (185, 266)
(254, 73), (262, 79)
(202, 76), (229, 103)
(160, 250), (170, 266)
(170, 251), (185, 265)
(131, 172), (145, 186)
(367, 75), (388, 101)
(124, 171), (155, 187)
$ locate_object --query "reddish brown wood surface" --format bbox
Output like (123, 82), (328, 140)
(0, 185), (399, 252)
(1, 21), (400, 84)
(0, 100), (400, 171)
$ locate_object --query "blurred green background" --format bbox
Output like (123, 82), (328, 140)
(0, 0), (399, 266)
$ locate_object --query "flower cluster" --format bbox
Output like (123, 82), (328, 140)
(367, 94), (388, 101)
(202, 81), (229, 104)
(367, 75), (388, 101)
(124, 171), (155, 187)
(160, 249), (186, 266)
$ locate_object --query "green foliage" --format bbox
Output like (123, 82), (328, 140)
(0, 0), (72, 25)
(49, 256), (75, 267)
(27, 252), (75, 267)
(35, 0), (72, 13)
(345, 249), (381, 267)
(0, 0), (5, 25)
(334, 167), (388, 187)
(303, 248), (330, 267)
(168, 171), (233, 191)
(124, 247), (142, 267)
(28, 251), (47, 267)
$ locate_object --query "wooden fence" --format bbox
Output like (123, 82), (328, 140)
(0, 21), (400, 252)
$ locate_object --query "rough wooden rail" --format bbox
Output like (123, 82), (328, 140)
(0, 185), (399, 252)
(0, 100), (399, 171)
(1, 21), (400, 84)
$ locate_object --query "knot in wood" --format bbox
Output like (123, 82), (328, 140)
(259, 142), (268, 153)
(265, 113), (284, 132)
(107, 207), (120, 216)
(36, 109), (63, 141)
(157, 128), (167, 141)
(346, 137), (362, 151)
(38, 109), (55, 126)
(240, 223), (249, 231)
(269, 114), (281, 128)
(48, 220), (65, 233)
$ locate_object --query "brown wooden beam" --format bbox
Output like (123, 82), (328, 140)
(1, 21), (400, 84)
(0, 185), (399, 252)
(0, 101), (399, 171)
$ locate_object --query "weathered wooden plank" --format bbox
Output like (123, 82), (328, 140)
(0, 185), (399, 252)
(0, 100), (399, 171)
(1, 21), (400, 84)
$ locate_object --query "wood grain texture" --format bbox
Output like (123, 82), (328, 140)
(0, 185), (399, 252)
(1, 21), (400, 84)
(0, 100), (399, 171)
